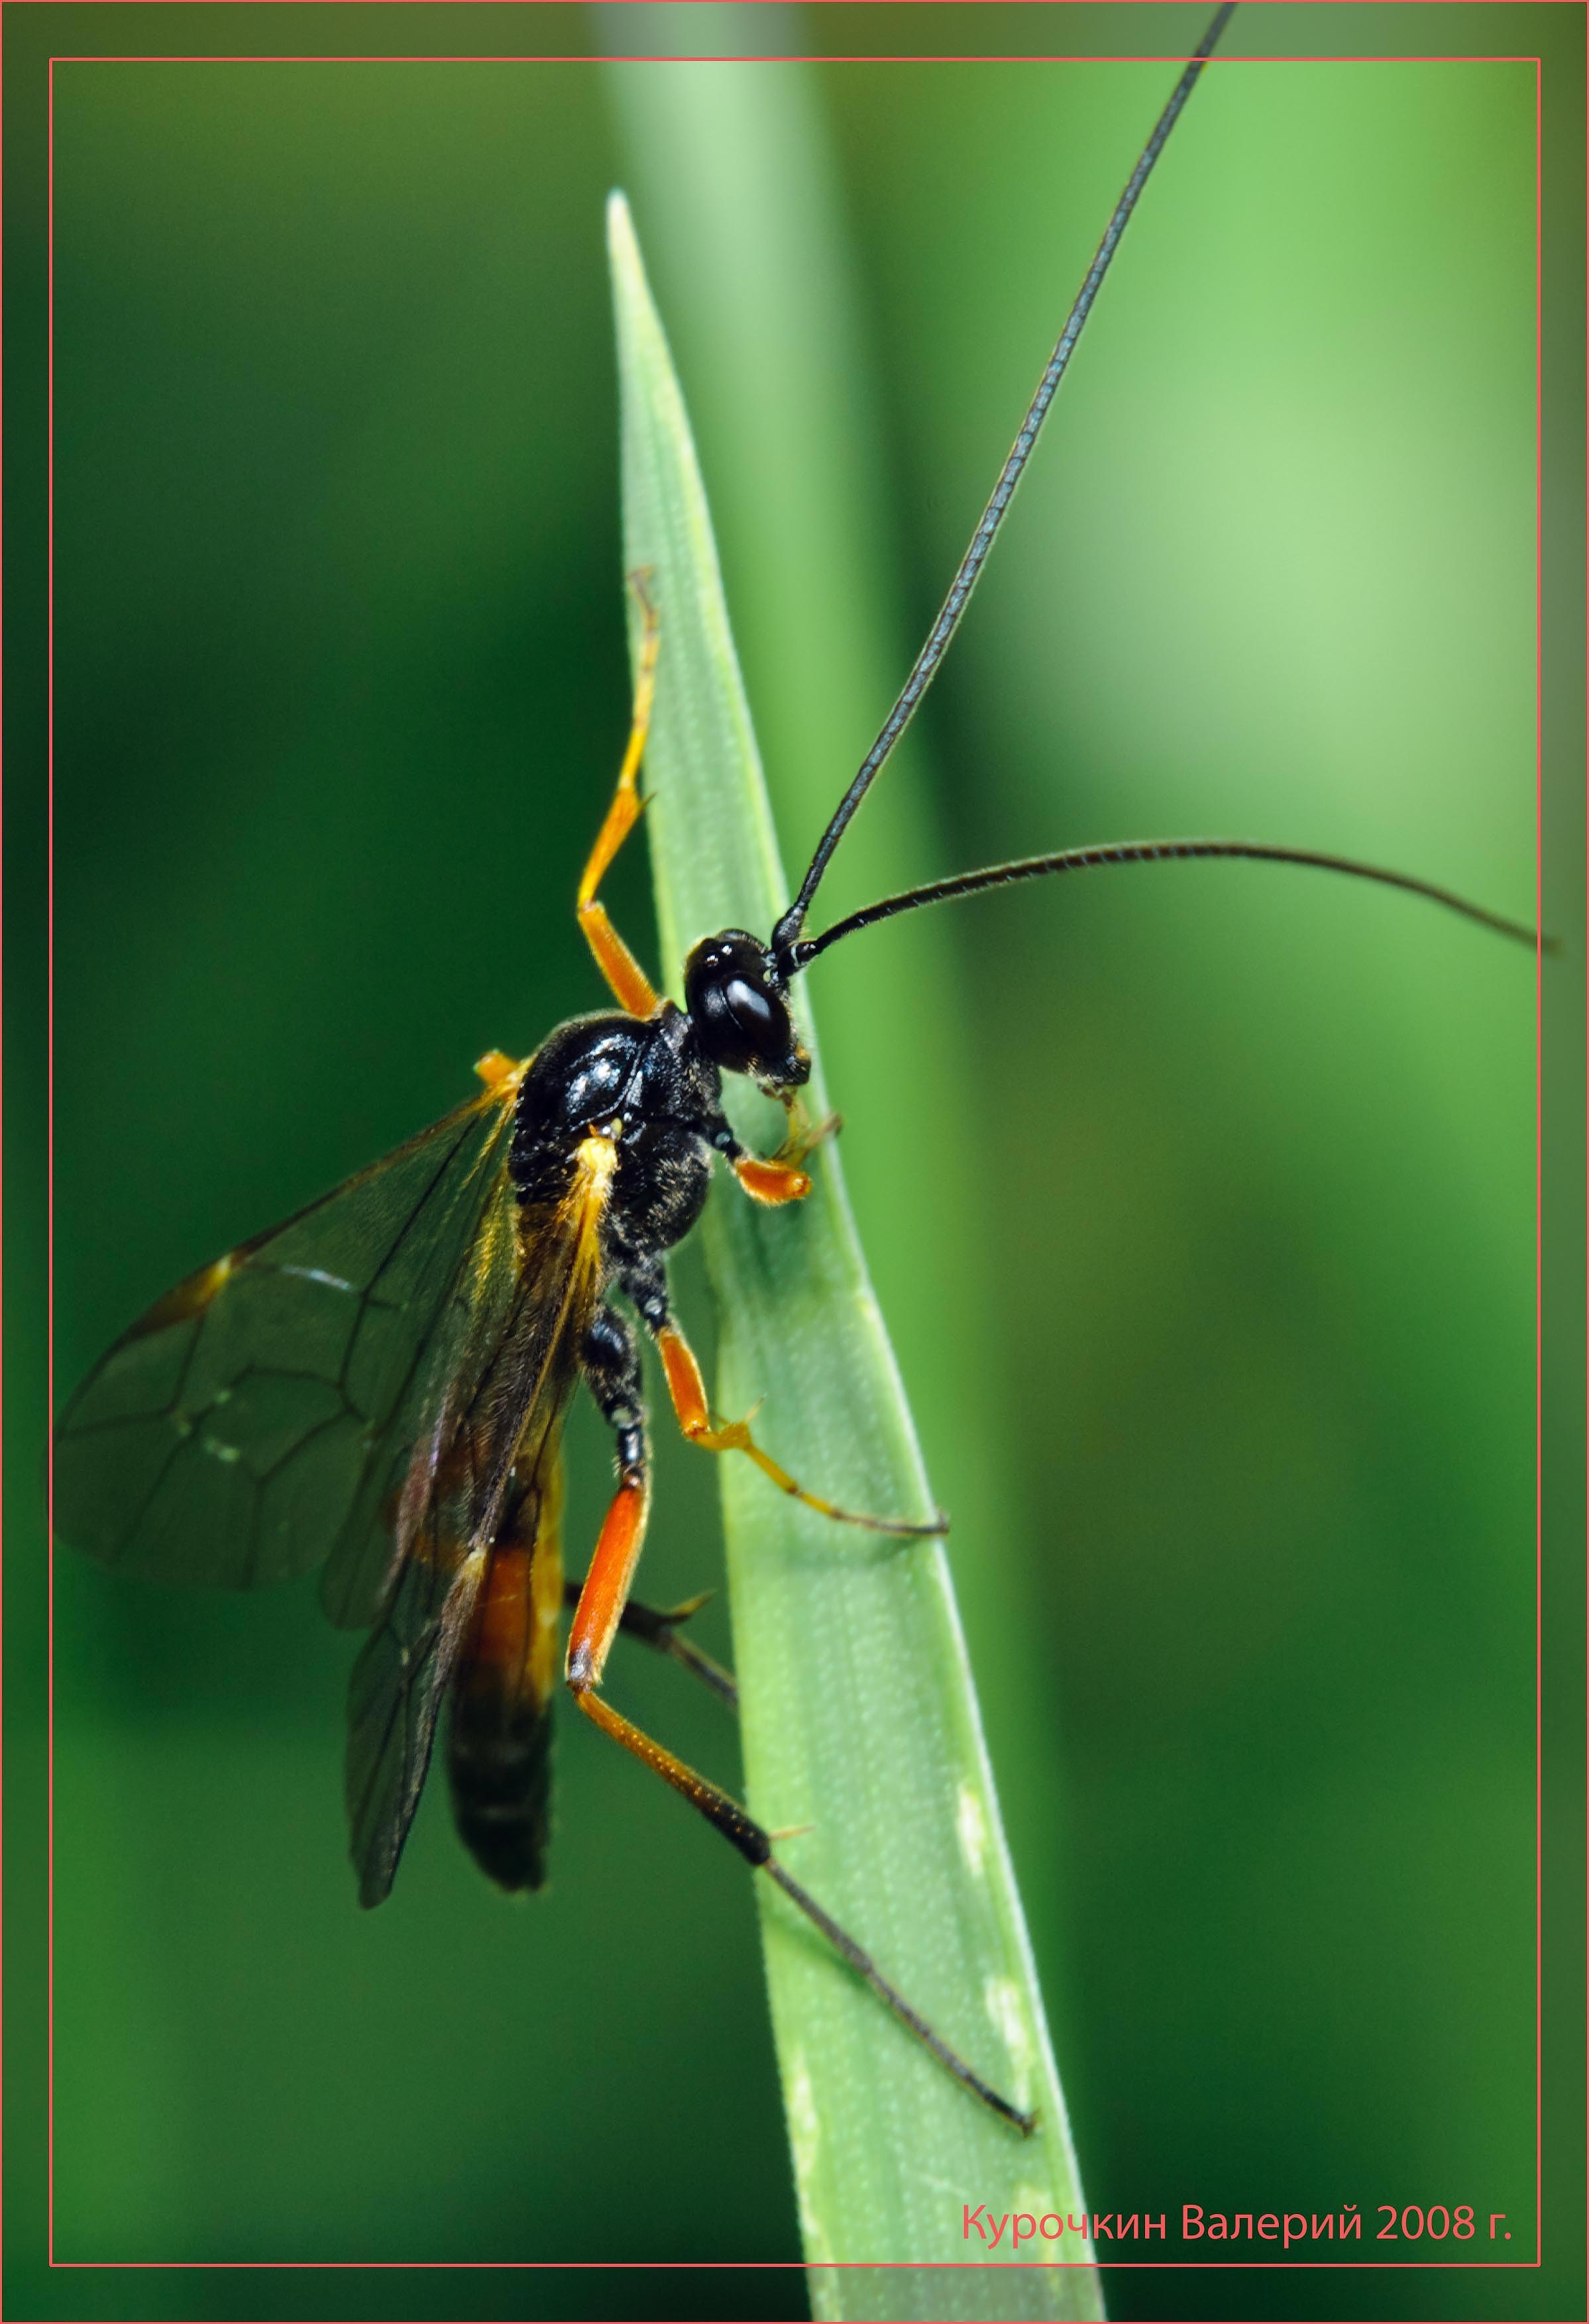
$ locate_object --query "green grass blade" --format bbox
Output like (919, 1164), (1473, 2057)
(608, 193), (1103, 2319)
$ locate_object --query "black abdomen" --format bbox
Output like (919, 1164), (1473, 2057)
(447, 1477), (565, 1893)
(448, 1680), (555, 1893)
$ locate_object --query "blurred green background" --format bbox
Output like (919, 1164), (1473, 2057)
(12, 1), (1578, 2317)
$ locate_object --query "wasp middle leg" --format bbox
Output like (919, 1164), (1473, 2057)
(621, 1263), (942, 1538)
(567, 1300), (730, 1707)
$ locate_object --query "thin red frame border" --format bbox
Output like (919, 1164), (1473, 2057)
(38, 34), (1548, 2283)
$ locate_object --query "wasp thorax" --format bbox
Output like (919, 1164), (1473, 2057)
(683, 929), (810, 1088)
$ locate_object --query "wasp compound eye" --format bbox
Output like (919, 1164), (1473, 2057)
(684, 931), (808, 1085)
(723, 975), (781, 1051)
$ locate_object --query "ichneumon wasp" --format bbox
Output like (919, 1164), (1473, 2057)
(54, 3), (1538, 2139)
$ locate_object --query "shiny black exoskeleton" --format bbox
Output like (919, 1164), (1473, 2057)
(683, 929), (809, 1087)
(510, 930), (808, 1281)
(512, 1006), (718, 1271)
(446, 933), (810, 1898)
(503, 930), (809, 1497)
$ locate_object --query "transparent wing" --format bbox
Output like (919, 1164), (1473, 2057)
(345, 1498), (491, 1910)
(55, 1083), (521, 1599)
(319, 1143), (524, 1634)
(345, 1168), (608, 1907)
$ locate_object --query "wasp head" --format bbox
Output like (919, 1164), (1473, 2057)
(683, 930), (810, 1092)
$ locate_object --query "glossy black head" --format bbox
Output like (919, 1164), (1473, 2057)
(683, 929), (810, 1090)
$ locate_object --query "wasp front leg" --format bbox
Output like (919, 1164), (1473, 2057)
(702, 1111), (809, 1208)
(730, 1146), (812, 1206)
(705, 1088), (841, 1208)
(577, 572), (662, 1020)
(773, 1089), (842, 1171)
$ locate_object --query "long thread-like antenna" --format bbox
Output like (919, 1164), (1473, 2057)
(771, 1), (1238, 974)
(788, 838), (1545, 967)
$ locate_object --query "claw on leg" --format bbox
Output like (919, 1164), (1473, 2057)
(777, 1090), (842, 1165)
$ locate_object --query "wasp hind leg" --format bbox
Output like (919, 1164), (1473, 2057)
(565, 1302), (736, 1703)
(566, 1302), (652, 1692)
(563, 1288), (1024, 2129)
(563, 1681), (1031, 2134)
(561, 1507), (1028, 2131)
(563, 1578), (738, 1710)
(578, 572), (661, 1019)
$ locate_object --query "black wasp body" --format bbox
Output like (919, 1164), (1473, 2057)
(444, 996), (734, 1899)
(511, 1006), (727, 1280)
(507, 922), (811, 1430)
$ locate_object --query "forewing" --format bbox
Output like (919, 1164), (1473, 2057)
(345, 1159), (610, 1906)
(345, 1512), (490, 1909)
(317, 1143), (524, 1632)
(55, 1084), (520, 1595)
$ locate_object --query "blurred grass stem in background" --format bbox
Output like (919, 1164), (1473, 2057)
(610, 194), (1101, 2317)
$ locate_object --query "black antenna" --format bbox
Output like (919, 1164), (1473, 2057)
(770, 1), (1239, 976)
(787, 838), (1547, 969)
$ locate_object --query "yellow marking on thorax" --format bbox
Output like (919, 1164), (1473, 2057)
(569, 1129), (619, 1265)
(510, 1125), (619, 1291)
(573, 1128), (619, 1192)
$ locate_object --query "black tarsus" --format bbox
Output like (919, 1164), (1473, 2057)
(771, 1), (1239, 973)
(791, 838), (1547, 967)
(764, 1859), (1038, 2137)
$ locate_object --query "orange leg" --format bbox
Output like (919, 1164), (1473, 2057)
(732, 1152), (811, 1206)
(730, 1095), (842, 1206)
(657, 1322), (944, 1537)
(566, 1474), (650, 1691)
(561, 1353), (1024, 2129)
(577, 573), (661, 1019)
(563, 1577), (738, 1708)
